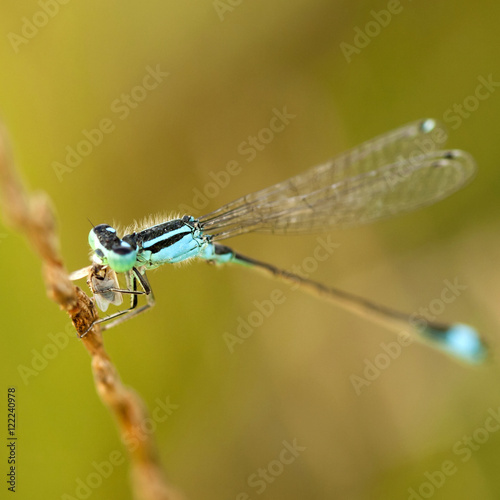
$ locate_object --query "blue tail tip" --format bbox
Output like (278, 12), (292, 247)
(420, 323), (488, 364)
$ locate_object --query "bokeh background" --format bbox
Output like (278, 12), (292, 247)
(1, 1), (500, 499)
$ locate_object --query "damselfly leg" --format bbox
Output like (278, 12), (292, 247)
(71, 264), (155, 337)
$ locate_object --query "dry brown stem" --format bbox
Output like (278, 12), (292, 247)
(0, 122), (183, 500)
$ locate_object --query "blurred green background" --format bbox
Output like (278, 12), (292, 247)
(1, 1), (500, 499)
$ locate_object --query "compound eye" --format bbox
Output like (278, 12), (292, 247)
(88, 224), (137, 272)
(90, 225), (120, 250)
(112, 240), (135, 255)
(108, 240), (138, 272)
(95, 224), (115, 233)
(122, 233), (137, 250)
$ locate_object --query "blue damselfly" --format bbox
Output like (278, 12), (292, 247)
(71, 119), (487, 363)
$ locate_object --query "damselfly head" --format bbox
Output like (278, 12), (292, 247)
(88, 224), (138, 273)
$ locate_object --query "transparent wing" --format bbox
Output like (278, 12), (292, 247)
(69, 266), (91, 281)
(199, 119), (476, 240)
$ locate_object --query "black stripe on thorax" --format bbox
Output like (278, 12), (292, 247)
(135, 219), (193, 254)
(138, 219), (186, 241)
(145, 232), (189, 254)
